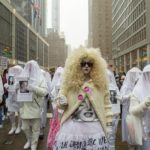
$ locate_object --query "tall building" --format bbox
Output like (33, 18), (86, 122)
(88, 0), (112, 62)
(10, 0), (47, 36)
(52, 0), (60, 32)
(46, 29), (68, 67)
(112, 0), (150, 72)
(0, 0), (49, 68)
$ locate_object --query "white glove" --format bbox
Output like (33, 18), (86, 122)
(26, 84), (35, 92)
(55, 95), (68, 109)
(115, 95), (122, 101)
(144, 97), (150, 107)
(14, 83), (19, 90)
(56, 95), (68, 106)
(130, 97), (150, 115)
(123, 93), (132, 100)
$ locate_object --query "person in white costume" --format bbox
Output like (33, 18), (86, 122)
(107, 69), (120, 150)
(129, 64), (150, 150)
(4, 65), (23, 134)
(40, 69), (52, 139)
(19, 60), (48, 150)
(50, 67), (64, 101)
(120, 67), (142, 145)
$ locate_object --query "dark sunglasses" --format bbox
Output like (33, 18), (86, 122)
(80, 61), (93, 67)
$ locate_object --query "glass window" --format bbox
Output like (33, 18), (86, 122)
(139, 46), (147, 69)
(0, 3), (12, 58)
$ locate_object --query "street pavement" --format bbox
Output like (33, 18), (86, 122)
(0, 117), (128, 150)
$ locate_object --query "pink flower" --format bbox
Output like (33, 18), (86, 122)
(83, 87), (92, 94)
(78, 94), (84, 101)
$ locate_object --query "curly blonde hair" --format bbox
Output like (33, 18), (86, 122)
(61, 47), (109, 95)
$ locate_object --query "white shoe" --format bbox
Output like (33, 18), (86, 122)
(8, 127), (16, 135)
(31, 148), (36, 150)
(24, 141), (31, 149)
(15, 127), (21, 134)
(0, 124), (3, 128)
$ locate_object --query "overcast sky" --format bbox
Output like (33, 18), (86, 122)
(46, 0), (88, 49)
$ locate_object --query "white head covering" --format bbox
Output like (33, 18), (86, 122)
(51, 67), (64, 92)
(41, 69), (51, 94)
(8, 65), (23, 78)
(21, 60), (47, 88)
(132, 64), (150, 132)
(8, 65), (23, 92)
(120, 67), (142, 97)
(107, 69), (120, 95)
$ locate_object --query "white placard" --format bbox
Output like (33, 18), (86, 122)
(110, 90), (120, 114)
(8, 75), (15, 92)
(17, 77), (33, 102)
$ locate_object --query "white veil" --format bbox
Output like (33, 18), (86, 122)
(20, 60), (47, 88)
(51, 67), (64, 92)
(8, 65), (23, 92)
(107, 69), (120, 95)
(8, 65), (23, 78)
(132, 64), (150, 132)
(50, 67), (64, 99)
(120, 67), (142, 97)
(41, 69), (51, 94)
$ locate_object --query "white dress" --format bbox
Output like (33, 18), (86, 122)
(54, 98), (109, 150)
(6, 91), (20, 112)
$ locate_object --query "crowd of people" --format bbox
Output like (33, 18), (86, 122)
(0, 47), (150, 150)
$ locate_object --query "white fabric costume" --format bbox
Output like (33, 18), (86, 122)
(40, 70), (51, 137)
(50, 67), (64, 101)
(19, 60), (48, 150)
(5, 65), (23, 135)
(129, 65), (150, 150)
(120, 67), (141, 142)
(107, 69), (120, 150)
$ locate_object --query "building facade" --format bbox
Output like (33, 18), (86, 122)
(112, 0), (150, 73)
(10, 0), (47, 36)
(46, 29), (68, 67)
(52, 0), (60, 32)
(0, 0), (49, 68)
(88, 0), (112, 62)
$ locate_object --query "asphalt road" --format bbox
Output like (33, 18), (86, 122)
(0, 117), (128, 150)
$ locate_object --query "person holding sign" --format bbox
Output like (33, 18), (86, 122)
(128, 65), (150, 150)
(4, 65), (23, 134)
(120, 67), (141, 148)
(52, 47), (112, 150)
(106, 69), (120, 150)
(19, 60), (48, 150)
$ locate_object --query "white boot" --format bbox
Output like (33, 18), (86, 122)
(8, 123), (16, 135)
(15, 127), (21, 134)
(24, 140), (31, 149)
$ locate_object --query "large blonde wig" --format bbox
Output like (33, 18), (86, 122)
(61, 47), (109, 95)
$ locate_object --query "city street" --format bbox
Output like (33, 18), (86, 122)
(0, 117), (128, 150)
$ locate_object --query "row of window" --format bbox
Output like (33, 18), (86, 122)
(112, 0), (125, 16)
(113, 0), (130, 24)
(115, 46), (147, 72)
(15, 18), (27, 62)
(113, 14), (146, 49)
(119, 28), (146, 51)
(0, 3), (12, 57)
(113, 0), (145, 39)
(0, 2), (49, 67)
